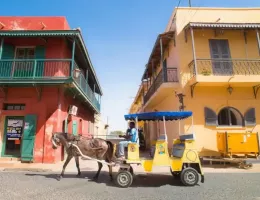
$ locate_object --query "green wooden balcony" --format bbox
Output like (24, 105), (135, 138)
(0, 59), (100, 112)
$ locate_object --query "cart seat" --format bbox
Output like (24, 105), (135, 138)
(127, 143), (140, 161)
(179, 133), (195, 141)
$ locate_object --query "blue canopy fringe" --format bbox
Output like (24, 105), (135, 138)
(124, 111), (192, 121)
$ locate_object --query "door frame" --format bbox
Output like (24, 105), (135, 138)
(1, 116), (24, 158)
(209, 39), (233, 75)
(12, 46), (36, 77)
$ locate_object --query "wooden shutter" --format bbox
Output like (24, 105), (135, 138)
(35, 46), (46, 77)
(163, 59), (167, 81)
(209, 39), (232, 75)
(72, 120), (78, 136)
(21, 114), (37, 162)
(244, 108), (256, 126)
(204, 107), (217, 126)
(0, 44), (15, 78)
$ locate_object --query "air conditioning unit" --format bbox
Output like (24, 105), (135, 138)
(68, 105), (78, 116)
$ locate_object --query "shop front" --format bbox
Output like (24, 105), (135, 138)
(1, 116), (24, 157)
(1, 114), (37, 162)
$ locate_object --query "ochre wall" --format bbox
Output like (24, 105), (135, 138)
(183, 86), (260, 156)
(142, 8), (260, 156)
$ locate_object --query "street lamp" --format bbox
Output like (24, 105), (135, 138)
(227, 85), (233, 94)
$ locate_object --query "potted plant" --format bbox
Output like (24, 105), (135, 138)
(201, 69), (211, 76)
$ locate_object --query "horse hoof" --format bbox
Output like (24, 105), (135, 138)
(76, 174), (81, 177)
(92, 176), (98, 181)
(57, 176), (62, 181)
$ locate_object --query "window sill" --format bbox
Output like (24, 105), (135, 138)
(216, 126), (246, 130)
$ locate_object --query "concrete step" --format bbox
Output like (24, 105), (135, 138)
(0, 157), (21, 162)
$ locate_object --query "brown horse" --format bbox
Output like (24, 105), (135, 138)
(51, 132), (115, 181)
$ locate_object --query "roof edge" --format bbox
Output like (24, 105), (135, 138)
(141, 31), (175, 80)
(176, 7), (260, 10)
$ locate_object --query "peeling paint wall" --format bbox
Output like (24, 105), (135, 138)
(0, 17), (70, 30)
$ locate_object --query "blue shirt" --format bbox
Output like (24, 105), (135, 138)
(129, 128), (139, 143)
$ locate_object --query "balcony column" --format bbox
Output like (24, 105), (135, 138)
(85, 69), (89, 94)
(86, 69), (88, 81)
(160, 37), (166, 81)
(190, 27), (198, 75)
(152, 59), (155, 91)
(146, 70), (149, 91)
(0, 37), (4, 59)
(152, 60), (155, 82)
(256, 29), (260, 56)
(71, 37), (76, 76)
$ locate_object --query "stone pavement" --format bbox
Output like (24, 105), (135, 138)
(1, 158), (260, 174)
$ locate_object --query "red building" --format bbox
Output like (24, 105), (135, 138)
(0, 17), (102, 163)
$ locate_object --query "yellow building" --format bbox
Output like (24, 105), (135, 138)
(129, 84), (144, 114)
(130, 7), (260, 157)
(129, 83), (146, 128)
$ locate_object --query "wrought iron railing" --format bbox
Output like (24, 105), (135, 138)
(0, 59), (100, 112)
(0, 59), (71, 78)
(189, 59), (260, 77)
(73, 62), (100, 111)
(144, 68), (178, 104)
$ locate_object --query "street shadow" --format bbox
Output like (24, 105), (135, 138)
(25, 171), (195, 188)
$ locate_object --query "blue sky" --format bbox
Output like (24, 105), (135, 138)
(2, 0), (260, 131)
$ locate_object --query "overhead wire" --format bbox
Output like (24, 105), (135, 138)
(178, 1), (204, 30)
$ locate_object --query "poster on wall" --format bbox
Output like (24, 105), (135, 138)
(6, 119), (23, 140)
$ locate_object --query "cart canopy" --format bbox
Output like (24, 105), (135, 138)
(124, 111), (192, 121)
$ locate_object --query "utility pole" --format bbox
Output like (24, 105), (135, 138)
(189, 0), (191, 7)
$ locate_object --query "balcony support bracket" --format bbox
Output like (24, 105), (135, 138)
(33, 84), (42, 101)
(253, 84), (260, 99)
(190, 82), (198, 98)
(0, 86), (8, 100)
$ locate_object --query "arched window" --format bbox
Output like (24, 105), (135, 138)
(218, 107), (243, 126)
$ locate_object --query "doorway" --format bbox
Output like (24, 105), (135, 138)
(2, 117), (24, 157)
(209, 39), (233, 75)
(13, 47), (35, 77)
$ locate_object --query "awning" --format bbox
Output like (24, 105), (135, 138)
(141, 31), (175, 80)
(0, 30), (103, 95)
(185, 22), (260, 30)
(124, 111), (192, 121)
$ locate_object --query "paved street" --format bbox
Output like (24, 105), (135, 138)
(0, 171), (260, 200)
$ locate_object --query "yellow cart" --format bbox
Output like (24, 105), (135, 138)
(115, 111), (204, 188)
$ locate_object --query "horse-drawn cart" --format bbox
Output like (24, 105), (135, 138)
(114, 111), (205, 188)
(51, 111), (204, 188)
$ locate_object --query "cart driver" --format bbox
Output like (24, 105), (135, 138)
(117, 121), (139, 160)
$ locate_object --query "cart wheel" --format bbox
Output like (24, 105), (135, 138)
(170, 168), (180, 178)
(180, 167), (199, 186)
(115, 170), (133, 188)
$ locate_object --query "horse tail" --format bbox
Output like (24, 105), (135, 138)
(106, 140), (116, 162)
